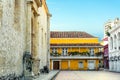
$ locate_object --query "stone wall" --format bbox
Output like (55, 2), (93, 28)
(0, 0), (27, 79)
(0, 0), (51, 79)
(38, 5), (50, 70)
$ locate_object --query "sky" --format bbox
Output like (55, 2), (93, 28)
(46, 0), (120, 40)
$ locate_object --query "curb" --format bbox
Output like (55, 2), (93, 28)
(51, 71), (60, 80)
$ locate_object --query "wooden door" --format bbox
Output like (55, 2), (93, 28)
(53, 61), (59, 70)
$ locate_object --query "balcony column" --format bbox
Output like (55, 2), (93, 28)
(79, 47), (80, 53)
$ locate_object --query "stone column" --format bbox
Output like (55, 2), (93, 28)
(111, 59), (113, 71)
(109, 55), (112, 71)
(114, 60), (116, 71)
(115, 60), (117, 72)
(117, 57), (119, 72)
(47, 14), (51, 70)
(26, 1), (32, 53)
(24, 0), (32, 77)
(117, 33), (120, 50)
(31, 12), (40, 76)
(119, 58), (120, 72)
(109, 60), (111, 71)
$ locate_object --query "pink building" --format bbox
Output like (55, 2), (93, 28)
(103, 37), (109, 69)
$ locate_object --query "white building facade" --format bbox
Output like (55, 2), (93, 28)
(107, 18), (120, 72)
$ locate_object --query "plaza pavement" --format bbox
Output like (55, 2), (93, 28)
(55, 71), (120, 80)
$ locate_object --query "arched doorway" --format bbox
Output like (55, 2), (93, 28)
(117, 32), (120, 50)
(114, 35), (117, 50)
(110, 37), (113, 50)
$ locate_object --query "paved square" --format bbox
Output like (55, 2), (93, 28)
(55, 71), (120, 80)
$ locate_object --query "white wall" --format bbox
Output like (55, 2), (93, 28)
(108, 18), (120, 72)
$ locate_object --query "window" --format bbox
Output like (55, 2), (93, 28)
(89, 48), (94, 56)
(62, 48), (68, 56)
(52, 48), (57, 53)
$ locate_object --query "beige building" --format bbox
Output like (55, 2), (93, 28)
(0, 0), (51, 79)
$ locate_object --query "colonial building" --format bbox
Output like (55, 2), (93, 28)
(50, 31), (103, 70)
(103, 38), (109, 69)
(0, 0), (51, 79)
(103, 22), (109, 69)
(106, 18), (120, 72)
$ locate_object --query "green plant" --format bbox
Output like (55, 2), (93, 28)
(81, 52), (90, 56)
(50, 52), (61, 56)
(68, 51), (80, 56)
(105, 31), (110, 36)
(68, 51), (90, 56)
(95, 52), (103, 56)
(85, 52), (90, 56)
(50, 53), (53, 56)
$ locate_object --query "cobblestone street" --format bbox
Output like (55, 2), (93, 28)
(55, 71), (120, 80)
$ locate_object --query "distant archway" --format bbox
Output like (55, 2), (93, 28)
(117, 32), (120, 50)
(114, 35), (117, 50)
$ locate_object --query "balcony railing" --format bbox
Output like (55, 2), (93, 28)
(50, 55), (103, 57)
(50, 52), (103, 57)
(50, 55), (103, 60)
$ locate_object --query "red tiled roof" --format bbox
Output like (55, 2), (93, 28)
(51, 43), (102, 47)
(50, 31), (96, 38)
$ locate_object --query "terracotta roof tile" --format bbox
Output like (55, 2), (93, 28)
(50, 31), (96, 38)
(103, 37), (108, 41)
